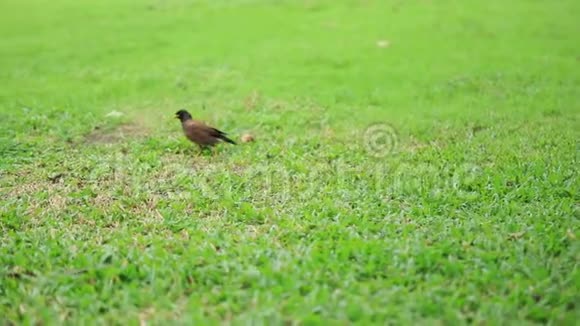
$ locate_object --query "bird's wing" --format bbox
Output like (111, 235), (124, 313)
(191, 120), (227, 136)
(209, 127), (227, 136)
(185, 120), (236, 145)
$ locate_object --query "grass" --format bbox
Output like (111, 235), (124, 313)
(0, 0), (578, 324)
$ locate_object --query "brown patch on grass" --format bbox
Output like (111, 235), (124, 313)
(404, 136), (430, 153)
(85, 123), (148, 144)
(2, 148), (244, 233)
(244, 90), (261, 110)
(322, 127), (335, 139)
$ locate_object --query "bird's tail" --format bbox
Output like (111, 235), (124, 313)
(219, 134), (237, 145)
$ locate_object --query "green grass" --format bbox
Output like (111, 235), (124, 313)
(1, 0), (578, 324)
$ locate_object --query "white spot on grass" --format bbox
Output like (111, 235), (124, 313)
(376, 40), (390, 48)
(105, 110), (124, 118)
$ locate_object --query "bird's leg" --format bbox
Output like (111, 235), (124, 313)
(197, 144), (206, 155)
(198, 145), (214, 156)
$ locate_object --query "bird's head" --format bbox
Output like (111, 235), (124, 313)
(175, 109), (192, 122)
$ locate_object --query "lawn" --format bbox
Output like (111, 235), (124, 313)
(0, 0), (578, 324)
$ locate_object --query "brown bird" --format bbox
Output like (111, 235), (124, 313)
(175, 109), (236, 151)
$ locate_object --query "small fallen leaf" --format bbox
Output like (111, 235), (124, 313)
(241, 134), (255, 143)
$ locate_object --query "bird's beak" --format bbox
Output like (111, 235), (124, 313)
(174, 114), (179, 119)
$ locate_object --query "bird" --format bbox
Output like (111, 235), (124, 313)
(175, 109), (236, 151)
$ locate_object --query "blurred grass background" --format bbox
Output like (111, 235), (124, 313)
(0, 0), (578, 324)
